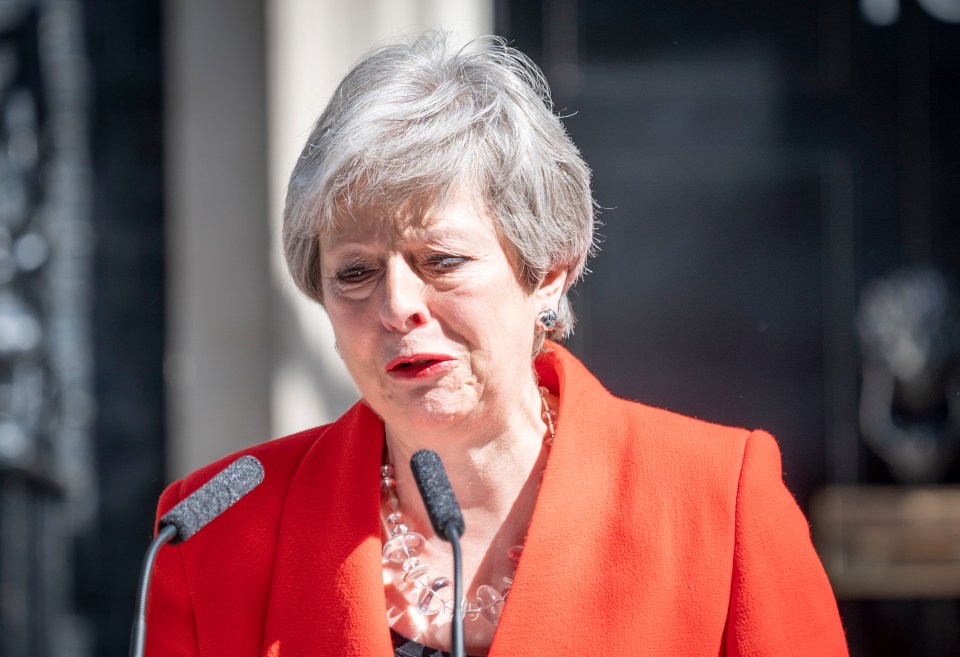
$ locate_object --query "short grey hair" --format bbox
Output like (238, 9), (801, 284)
(282, 32), (596, 339)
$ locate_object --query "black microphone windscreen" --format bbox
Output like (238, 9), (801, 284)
(159, 455), (264, 544)
(410, 449), (466, 540)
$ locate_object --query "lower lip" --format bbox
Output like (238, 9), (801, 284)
(387, 360), (453, 379)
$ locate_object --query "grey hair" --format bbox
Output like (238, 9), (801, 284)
(282, 32), (596, 340)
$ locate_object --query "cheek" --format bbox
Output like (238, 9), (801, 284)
(326, 304), (377, 356)
(326, 293), (373, 326)
(477, 290), (538, 346)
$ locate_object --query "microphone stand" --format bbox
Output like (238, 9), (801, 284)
(446, 523), (466, 657)
(129, 524), (178, 657)
(409, 449), (466, 657)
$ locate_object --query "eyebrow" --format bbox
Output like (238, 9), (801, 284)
(322, 228), (390, 253)
(323, 220), (476, 254)
(321, 243), (379, 269)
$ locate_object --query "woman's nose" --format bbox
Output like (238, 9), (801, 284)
(379, 257), (430, 332)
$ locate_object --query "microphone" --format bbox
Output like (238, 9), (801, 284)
(410, 449), (466, 540)
(159, 454), (265, 543)
(129, 455), (265, 657)
(410, 450), (466, 657)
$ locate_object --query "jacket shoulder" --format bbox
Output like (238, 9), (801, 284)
(147, 418), (362, 657)
(156, 421), (336, 521)
(546, 340), (758, 488)
(613, 396), (753, 464)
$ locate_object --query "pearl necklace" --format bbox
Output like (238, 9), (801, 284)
(380, 386), (557, 625)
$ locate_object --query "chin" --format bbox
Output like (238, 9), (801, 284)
(404, 405), (469, 431)
(382, 394), (474, 433)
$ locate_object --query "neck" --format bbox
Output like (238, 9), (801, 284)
(383, 382), (548, 534)
(379, 381), (556, 652)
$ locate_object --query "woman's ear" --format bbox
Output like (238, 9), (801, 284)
(534, 267), (568, 309)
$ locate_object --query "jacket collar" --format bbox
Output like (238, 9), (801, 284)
(261, 342), (613, 656)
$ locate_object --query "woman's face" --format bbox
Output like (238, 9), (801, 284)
(319, 187), (563, 435)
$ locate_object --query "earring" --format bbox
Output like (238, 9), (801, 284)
(535, 308), (558, 332)
(334, 341), (342, 358)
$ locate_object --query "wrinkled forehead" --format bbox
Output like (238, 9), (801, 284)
(321, 183), (491, 248)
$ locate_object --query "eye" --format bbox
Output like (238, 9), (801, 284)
(335, 264), (376, 284)
(424, 254), (468, 272)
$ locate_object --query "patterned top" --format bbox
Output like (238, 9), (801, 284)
(391, 630), (481, 657)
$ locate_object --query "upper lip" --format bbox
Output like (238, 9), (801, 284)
(385, 354), (453, 371)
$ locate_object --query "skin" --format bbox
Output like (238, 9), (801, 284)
(319, 187), (565, 654)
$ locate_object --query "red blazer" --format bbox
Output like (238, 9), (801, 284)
(147, 343), (848, 656)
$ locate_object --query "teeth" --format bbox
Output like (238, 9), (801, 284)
(396, 359), (432, 368)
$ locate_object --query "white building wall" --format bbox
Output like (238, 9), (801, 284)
(166, 0), (492, 477)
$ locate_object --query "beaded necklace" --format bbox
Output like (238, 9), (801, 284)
(380, 386), (557, 625)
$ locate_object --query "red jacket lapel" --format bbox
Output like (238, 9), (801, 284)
(261, 402), (394, 657)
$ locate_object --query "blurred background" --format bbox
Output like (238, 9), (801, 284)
(0, 0), (957, 655)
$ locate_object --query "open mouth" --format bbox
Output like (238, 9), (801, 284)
(393, 359), (435, 369)
(386, 355), (451, 377)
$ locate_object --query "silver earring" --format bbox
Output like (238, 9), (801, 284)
(334, 341), (342, 358)
(535, 308), (558, 332)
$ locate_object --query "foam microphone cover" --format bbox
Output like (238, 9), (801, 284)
(410, 449), (466, 540)
(159, 455), (265, 544)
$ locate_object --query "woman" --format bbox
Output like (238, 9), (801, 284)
(147, 33), (848, 656)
